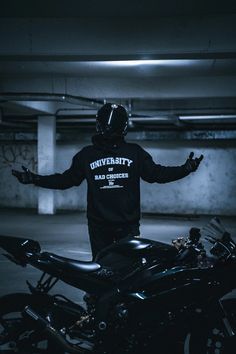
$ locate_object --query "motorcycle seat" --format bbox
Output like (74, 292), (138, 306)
(40, 252), (101, 274)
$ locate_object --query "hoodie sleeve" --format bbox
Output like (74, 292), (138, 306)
(139, 146), (190, 184)
(34, 151), (85, 190)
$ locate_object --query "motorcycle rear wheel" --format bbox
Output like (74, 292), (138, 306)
(0, 293), (65, 354)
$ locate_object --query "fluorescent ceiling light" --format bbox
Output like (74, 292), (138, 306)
(100, 60), (193, 67)
(179, 115), (236, 120)
(131, 117), (172, 121)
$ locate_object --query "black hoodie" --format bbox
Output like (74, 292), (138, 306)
(35, 135), (190, 225)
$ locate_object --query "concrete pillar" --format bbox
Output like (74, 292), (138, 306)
(37, 116), (56, 214)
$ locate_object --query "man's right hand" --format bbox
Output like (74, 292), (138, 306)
(12, 166), (37, 184)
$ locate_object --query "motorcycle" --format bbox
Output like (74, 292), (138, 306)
(0, 217), (236, 354)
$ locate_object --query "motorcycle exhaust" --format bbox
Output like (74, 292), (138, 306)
(23, 306), (91, 354)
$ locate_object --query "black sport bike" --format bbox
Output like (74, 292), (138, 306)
(0, 217), (236, 354)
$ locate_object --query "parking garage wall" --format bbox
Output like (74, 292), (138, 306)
(0, 137), (236, 215)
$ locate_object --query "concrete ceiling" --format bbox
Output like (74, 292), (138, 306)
(0, 0), (236, 131)
(1, 0), (236, 18)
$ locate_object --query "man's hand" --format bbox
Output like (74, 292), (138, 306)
(12, 165), (37, 184)
(184, 152), (204, 173)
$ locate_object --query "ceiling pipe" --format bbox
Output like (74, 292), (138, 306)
(9, 116), (177, 124)
(179, 114), (236, 120)
(0, 92), (104, 108)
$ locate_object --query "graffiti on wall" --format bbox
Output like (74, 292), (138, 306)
(0, 144), (37, 172)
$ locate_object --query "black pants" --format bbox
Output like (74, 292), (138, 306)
(88, 221), (140, 259)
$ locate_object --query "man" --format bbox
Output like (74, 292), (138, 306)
(12, 103), (203, 258)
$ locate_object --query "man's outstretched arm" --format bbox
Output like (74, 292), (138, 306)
(12, 154), (85, 190)
(140, 148), (204, 184)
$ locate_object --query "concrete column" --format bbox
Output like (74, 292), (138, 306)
(37, 116), (56, 214)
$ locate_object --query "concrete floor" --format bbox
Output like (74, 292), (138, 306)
(0, 209), (236, 304)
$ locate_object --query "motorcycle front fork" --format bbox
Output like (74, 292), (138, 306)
(218, 299), (235, 337)
(212, 300), (236, 354)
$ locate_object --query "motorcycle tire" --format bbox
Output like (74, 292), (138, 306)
(0, 293), (65, 354)
(187, 298), (236, 354)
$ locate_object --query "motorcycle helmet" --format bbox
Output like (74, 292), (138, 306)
(96, 103), (128, 137)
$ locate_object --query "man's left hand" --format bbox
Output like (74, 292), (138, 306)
(184, 152), (204, 173)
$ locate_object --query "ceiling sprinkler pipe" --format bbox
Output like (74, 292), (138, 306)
(179, 115), (236, 120)
(0, 93), (104, 108)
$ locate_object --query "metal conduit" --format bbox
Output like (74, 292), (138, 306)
(0, 92), (104, 108)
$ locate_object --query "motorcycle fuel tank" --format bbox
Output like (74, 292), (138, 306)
(95, 237), (178, 269)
